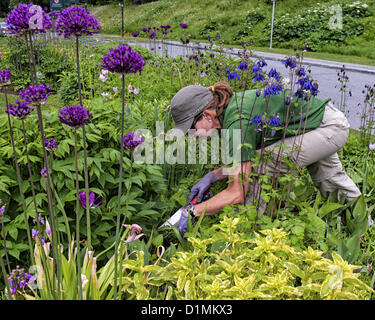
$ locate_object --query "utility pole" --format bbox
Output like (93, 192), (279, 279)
(119, 1), (124, 37)
(270, 0), (276, 49)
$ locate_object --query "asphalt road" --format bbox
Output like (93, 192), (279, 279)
(106, 37), (375, 130)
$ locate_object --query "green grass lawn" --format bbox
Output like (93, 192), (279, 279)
(90, 0), (375, 66)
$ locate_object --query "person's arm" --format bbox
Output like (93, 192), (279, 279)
(193, 161), (252, 216)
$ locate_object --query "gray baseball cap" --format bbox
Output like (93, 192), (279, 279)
(170, 85), (213, 135)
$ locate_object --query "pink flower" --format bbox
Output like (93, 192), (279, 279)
(113, 87), (118, 92)
(123, 224), (144, 243)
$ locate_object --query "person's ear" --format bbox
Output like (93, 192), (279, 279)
(202, 110), (213, 123)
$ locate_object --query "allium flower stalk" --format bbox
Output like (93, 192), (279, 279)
(3, 91), (34, 264)
(0, 199), (10, 275)
(102, 44), (145, 300)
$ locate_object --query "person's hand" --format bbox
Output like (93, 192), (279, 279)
(178, 209), (189, 237)
(188, 171), (217, 203)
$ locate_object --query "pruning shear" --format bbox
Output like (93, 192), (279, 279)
(159, 189), (211, 232)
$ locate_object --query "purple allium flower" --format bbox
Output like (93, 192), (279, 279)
(101, 44), (145, 75)
(40, 167), (50, 177)
(43, 137), (58, 152)
(48, 11), (60, 20)
(58, 105), (92, 129)
(19, 84), (50, 104)
(6, 100), (34, 120)
(5, 3), (52, 35)
(0, 69), (11, 85)
(55, 6), (100, 38)
(179, 23), (188, 29)
(79, 191), (103, 209)
(122, 132), (144, 151)
(132, 32), (139, 37)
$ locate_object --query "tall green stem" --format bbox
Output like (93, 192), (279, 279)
(114, 73), (126, 300)
(5, 94), (34, 264)
(21, 119), (40, 231)
(73, 129), (83, 300)
(75, 36), (91, 251)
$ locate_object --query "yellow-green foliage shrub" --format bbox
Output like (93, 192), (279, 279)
(121, 216), (374, 300)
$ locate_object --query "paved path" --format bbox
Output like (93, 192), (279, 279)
(97, 36), (375, 130)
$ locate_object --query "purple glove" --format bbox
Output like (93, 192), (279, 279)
(188, 171), (217, 203)
(178, 210), (189, 237)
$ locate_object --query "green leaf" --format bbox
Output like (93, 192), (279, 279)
(318, 202), (343, 218)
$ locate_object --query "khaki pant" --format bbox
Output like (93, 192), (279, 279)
(246, 101), (362, 214)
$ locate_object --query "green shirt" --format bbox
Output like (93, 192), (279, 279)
(219, 89), (330, 162)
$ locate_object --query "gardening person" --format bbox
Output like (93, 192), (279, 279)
(169, 80), (361, 228)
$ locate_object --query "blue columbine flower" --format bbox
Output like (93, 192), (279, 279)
(281, 56), (297, 69)
(268, 116), (283, 136)
(264, 82), (283, 97)
(295, 76), (319, 98)
(268, 68), (281, 82)
(256, 59), (267, 68)
(250, 115), (263, 132)
(227, 71), (240, 82)
(296, 67), (306, 77)
(238, 61), (248, 71)
(250, 65), (263, 83)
